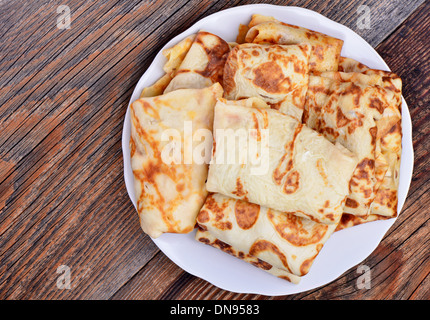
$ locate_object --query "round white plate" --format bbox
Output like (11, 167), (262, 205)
(122, 4), (413, 295)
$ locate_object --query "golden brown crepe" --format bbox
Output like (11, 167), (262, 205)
(196, 228), (301, 283)
(162, 34), (197, 75)
(370, 117), (402, 217)
(243, 14), (343, 72)
(318, 66), (402, 218)
(303, 74), (401, 217)
(196, 193), (337, 282)
(248, 13), (278, 28)
(130, 16), (404, 286)
(338, 56), (371, 73)
(206, 98), (358, 224)
(337, 57), (402, 110)
(308, 58), (403, 228)
(130, 83), (223, 238)
(223, 43), (311, 120)
(234, 14), (277, 44)
(336, 58), (403, 109)
(140, 74), (173, 98)
(335, 212), (390, 232)
(164, 31), (230, 93)
(139, 35), (196, 98)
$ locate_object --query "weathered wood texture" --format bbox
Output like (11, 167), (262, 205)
(0, 0), (428, 300)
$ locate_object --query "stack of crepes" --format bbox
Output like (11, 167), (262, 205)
(129, 14), (402, 284)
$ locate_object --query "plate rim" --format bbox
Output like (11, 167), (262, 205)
(121, 4), (414, 295)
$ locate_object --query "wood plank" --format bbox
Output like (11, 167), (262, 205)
(0, 128), (159, 299)
(0, 0), (194, 241)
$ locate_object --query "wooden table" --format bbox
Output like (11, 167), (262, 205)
(0, 0), (428, 300)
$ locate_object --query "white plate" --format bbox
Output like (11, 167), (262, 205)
(122, 4), (413, 295)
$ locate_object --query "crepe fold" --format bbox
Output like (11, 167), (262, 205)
(196, 229), (302, 283)
(196, 193), (337, 282)
(223, 43), (311, 121)
(206, 98), (358, 224)
(243, 14), (343, 72)
(163, 31), (230, 93)
(130, 83), (223, 238)
(303, 71), (401, 218)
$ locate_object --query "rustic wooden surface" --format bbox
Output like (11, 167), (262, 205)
(0, 0), (428, 300)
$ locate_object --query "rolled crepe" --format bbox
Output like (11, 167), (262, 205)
(164, 31), (230, 93)
(337, 57), (403, 114)
(338, 56), (372, 73)
(244, 15), (343, 72)
(223, 43), (311, 121)
(206, 99), (358, 224)
(303, 74), (401, 217)
(196, 228), (301, 284)
(370, 118), (402, 217)
(140, 35), (196, 98)
(335, 212), (390, 232)
(196, 193), (337, 281)
(130, 83), (224, 238)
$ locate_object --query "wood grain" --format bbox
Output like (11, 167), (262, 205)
(0, 0), (428, 300)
